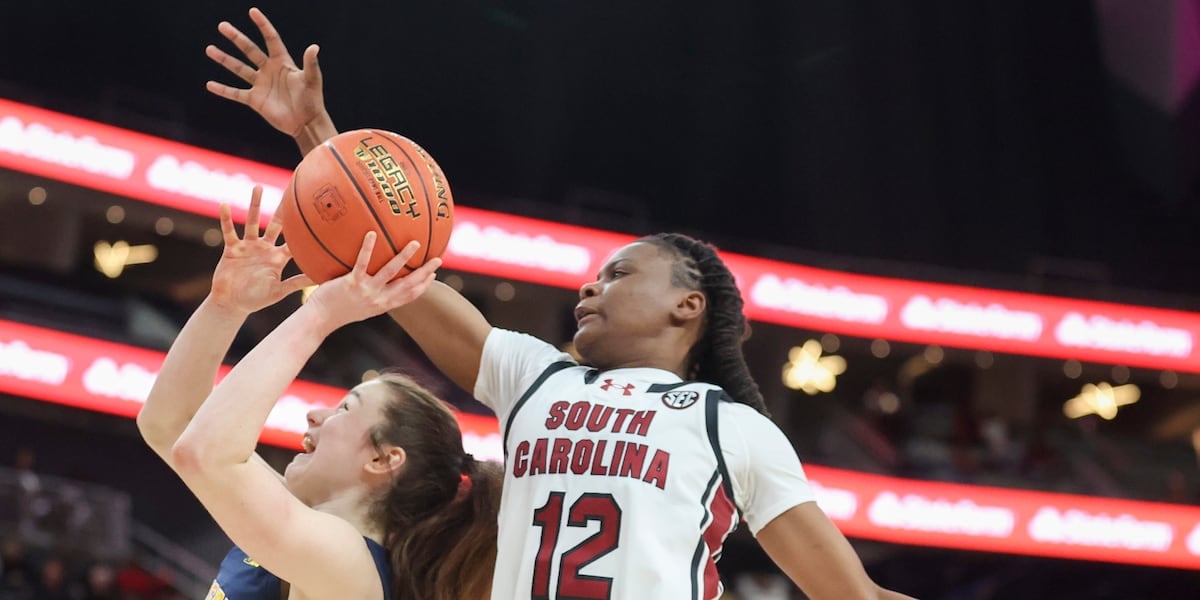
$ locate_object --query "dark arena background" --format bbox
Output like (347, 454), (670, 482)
(4, 1), (1200, 598)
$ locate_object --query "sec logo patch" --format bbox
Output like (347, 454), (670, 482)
(661, 390), (700, 409)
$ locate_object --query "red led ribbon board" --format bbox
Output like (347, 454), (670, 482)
(0, 318), (500, 457)
(1, 317), (1199, 569)
(3, 97), (1200, 371)
(807, 465), (1200, 571)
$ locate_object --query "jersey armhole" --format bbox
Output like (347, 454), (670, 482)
(502, 360), (575, 459)
(704, 390), (745, 516)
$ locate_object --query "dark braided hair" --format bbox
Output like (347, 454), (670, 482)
(639, 233), (768, 415)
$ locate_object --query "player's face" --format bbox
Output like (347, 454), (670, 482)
(573, 242), (690, 367)
(284, 380), (391, 505)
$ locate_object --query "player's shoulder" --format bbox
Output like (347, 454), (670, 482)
(633, 378), (720, 411)
(489, 328), (572, 357)
(485, 328), (578, 375)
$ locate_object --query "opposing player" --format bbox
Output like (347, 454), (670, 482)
(206, 8), (914, 598)
(137, 188), (501, 600)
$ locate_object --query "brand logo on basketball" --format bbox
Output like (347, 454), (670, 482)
(313, 185), (346, 223)
(661, 390), (700, 409)
(353, 139), (420, 219)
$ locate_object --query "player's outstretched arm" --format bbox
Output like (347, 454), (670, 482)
(206, 7), (336, 156)
(207, 8), (492, 396)
(137, 188), (311, 465)
(387, 282), (493, 395)
(170, 233), (438, 599)
(756, 505), (916, 600)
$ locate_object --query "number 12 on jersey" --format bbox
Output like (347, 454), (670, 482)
(531, 492), (623, 599)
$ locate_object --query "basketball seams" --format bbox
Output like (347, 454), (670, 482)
(325, 142), (405, 265)
(375, 132), (434, 268)
(281, 130), (451, 283)
(290, 168), (353, 272)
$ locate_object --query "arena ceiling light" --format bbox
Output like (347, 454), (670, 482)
(92, 240), (157, 279)
(782, 339), (846, 395)
(1063, 382), (1140, 420)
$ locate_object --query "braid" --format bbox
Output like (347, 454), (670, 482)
(641, 234), (768, 415)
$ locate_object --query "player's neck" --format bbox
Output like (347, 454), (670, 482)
(311, 490), (385, 544)
(593, 346), (689, 379)
(591, 331), (693, 378)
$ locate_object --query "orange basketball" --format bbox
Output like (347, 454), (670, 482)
(277, 129), (454, 283)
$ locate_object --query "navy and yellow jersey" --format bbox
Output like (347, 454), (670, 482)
(204, 539), (392, 600)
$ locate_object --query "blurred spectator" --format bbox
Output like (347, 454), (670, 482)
(32, 558), (76, 600)
(730, 572), (791, 600)
(1164, 469), (1196, 504)
(0, 539), (33, 600)
(1019, 424), (1064, 483)
(81, 565), (115, 600)
(113, 561), (165, 600)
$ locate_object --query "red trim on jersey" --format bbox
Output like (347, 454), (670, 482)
(701, 482), (738, 599)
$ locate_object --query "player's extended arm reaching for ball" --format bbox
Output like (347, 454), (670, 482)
(204, 7), (337, 156)
(137, 187), (312, 471)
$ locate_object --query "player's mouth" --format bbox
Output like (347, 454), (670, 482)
(302, 433), (318, 453)
(574, 305), (600, 325)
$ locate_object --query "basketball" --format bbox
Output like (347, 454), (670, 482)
(277, 129), (454, 283)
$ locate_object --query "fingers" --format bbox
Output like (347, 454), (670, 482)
(245, 187), (263, 240)
(263, 219), (284, 245)
(352, 231), (378, 273)
(382, 256), (441, 303)
(375, 241), (421, 282)
(219, 204), (239, 245)
(280, 273), (315, 295)
(206, 45), (257, 85)
(266, 197), (288, 243)
(302, 45), (322, 85)
(249, 7), (291, 60)
(409, 257), (442, 284)
(218, 20), (269, 67)
(396, 240), (422, 264)
(205, 80), (250, 106)
(388, 260), (441, 303)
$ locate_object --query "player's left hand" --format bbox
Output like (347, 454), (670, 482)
(209, 186), (313, 315)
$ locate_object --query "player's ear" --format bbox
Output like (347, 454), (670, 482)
(671, 289), (706, 323)
(366, 445), (406, 476)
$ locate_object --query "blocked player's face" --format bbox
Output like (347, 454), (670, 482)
(284, 380), (392, 506)
(573, 242), (692, 368)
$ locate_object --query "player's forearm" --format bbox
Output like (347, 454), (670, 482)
(387, 281), (490, 394)
(875, 587), (916, 600)
(137, 297), (247, 457)
(293, 112), (338, 156)
(173, 304), (331, 470)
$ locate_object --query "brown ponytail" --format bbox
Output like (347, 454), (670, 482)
(367, 374), (502, 600)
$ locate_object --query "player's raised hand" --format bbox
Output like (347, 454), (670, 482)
(303, 234), (441, 333)
(205, 7), (327, 138)
(210, 186), (313, 315)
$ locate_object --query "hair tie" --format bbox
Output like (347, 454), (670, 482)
(454, 472), (473, 503)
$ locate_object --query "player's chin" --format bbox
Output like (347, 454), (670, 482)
(283, 454), (308, 479)
(572, 325), (599, 358)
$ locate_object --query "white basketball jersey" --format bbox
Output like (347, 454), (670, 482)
(498, 362), (738, 600)
(476, 329), (816, 600)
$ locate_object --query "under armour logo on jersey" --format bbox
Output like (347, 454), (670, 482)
(661, 390), (700, 409)
(600, 379), (636, 396)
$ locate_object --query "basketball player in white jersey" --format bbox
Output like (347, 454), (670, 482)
(205, 9), (915, 598)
